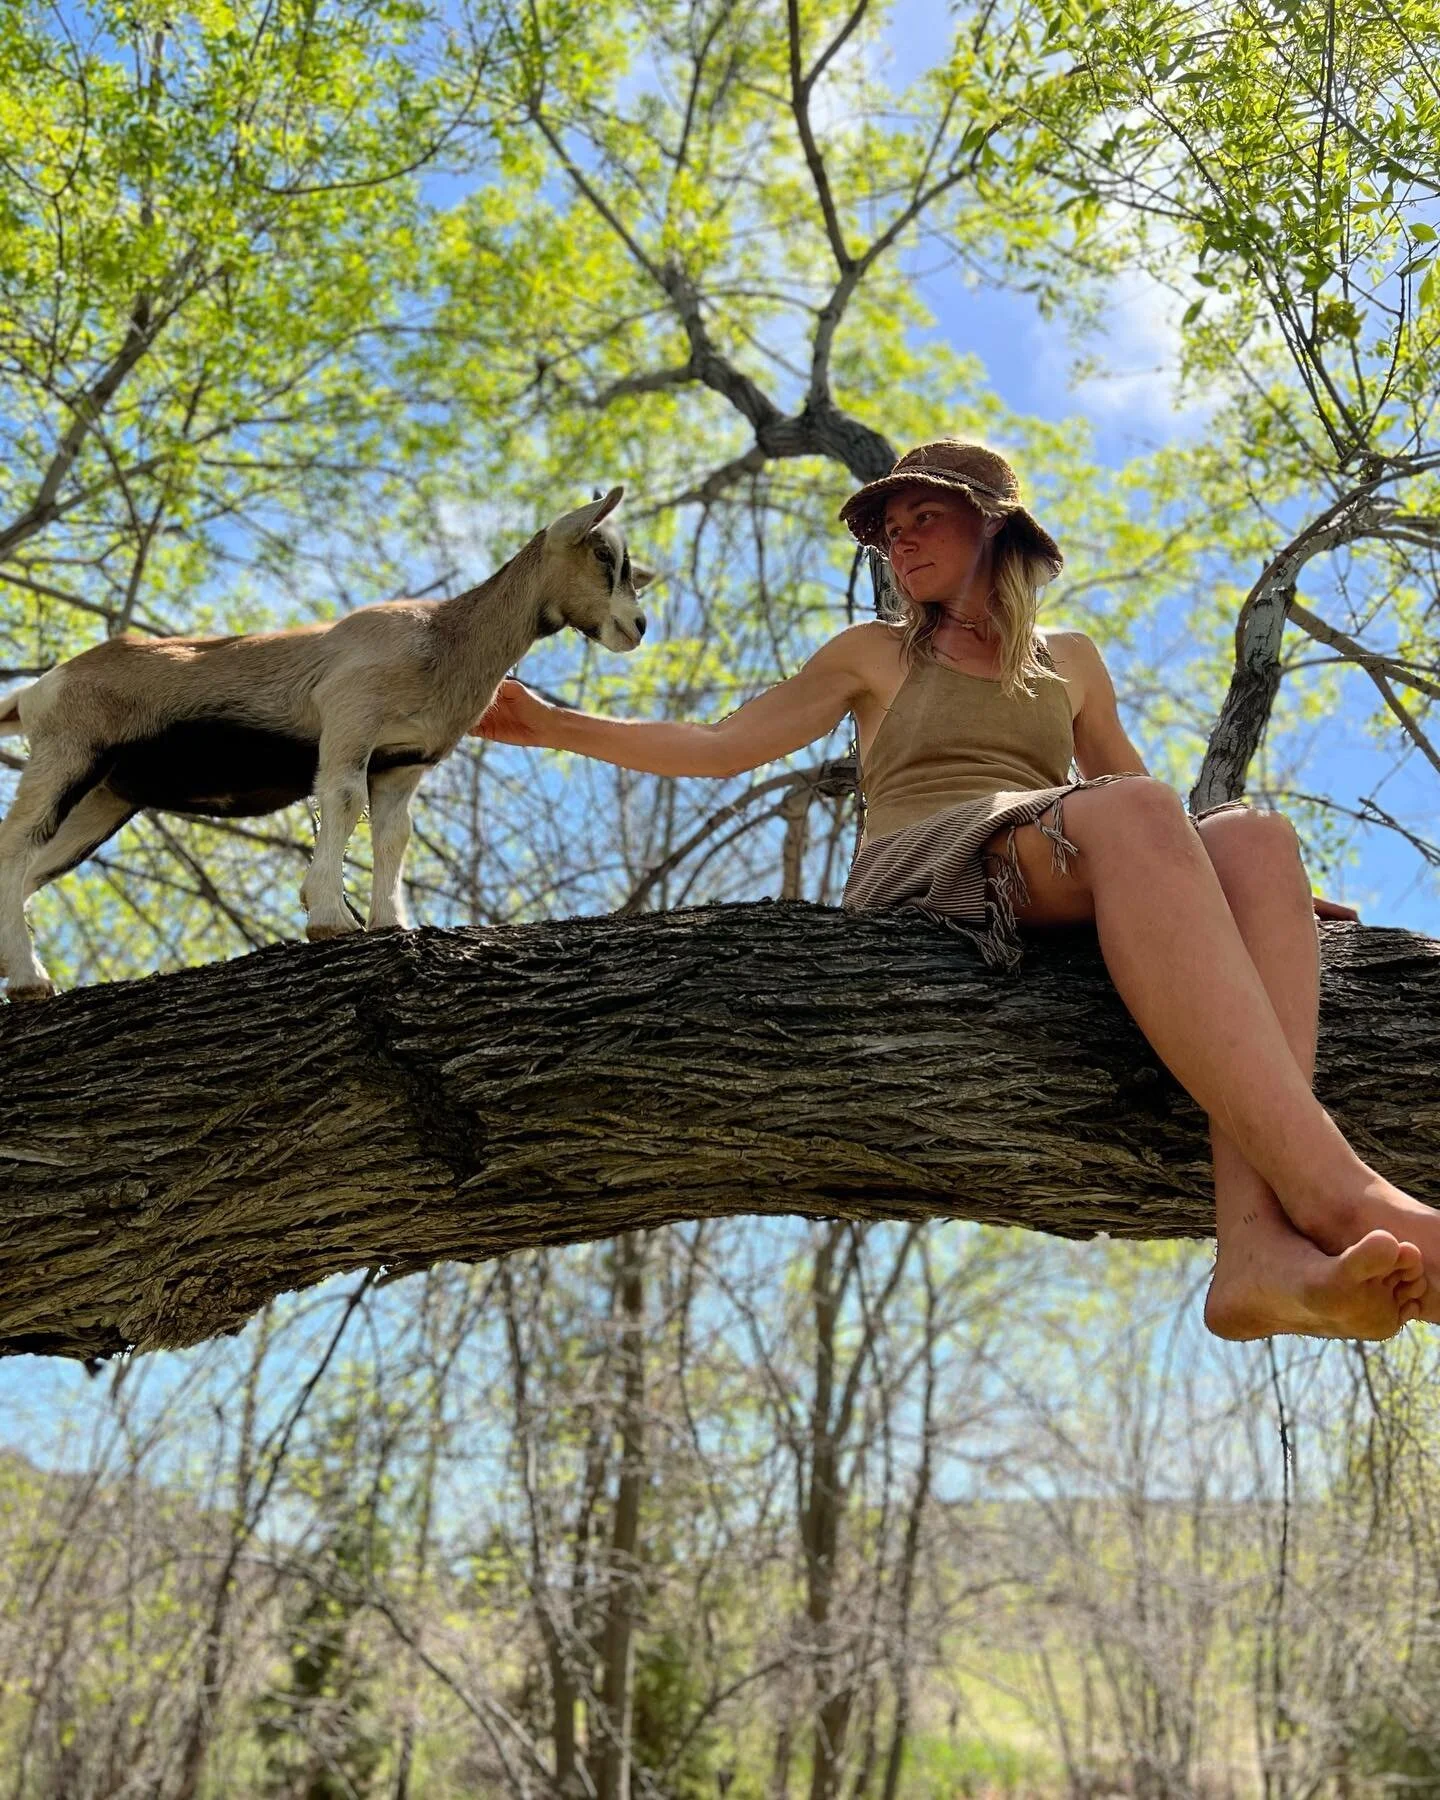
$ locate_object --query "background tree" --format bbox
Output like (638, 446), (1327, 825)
(1036, 0), (1440, 819)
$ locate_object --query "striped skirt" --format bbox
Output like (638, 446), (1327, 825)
(843, 773), (1250, 974)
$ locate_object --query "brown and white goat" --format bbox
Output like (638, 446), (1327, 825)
(0, 487), (650, 998)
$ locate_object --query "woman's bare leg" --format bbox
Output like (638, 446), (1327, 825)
(1190, 810), (1423, 1338)
(991, 778), (1439, 1318)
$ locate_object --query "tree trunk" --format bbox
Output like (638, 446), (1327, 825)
(595, 1232), (646, 1800)
(805, 1224), (850, 1800)
(1, 903), (1435, 1362)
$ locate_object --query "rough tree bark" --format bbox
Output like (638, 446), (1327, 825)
(1, 903), (1435, 1362)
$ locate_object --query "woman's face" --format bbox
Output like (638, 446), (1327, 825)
(882, 486), (998, 604)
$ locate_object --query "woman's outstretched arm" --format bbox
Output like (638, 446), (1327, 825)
(471, 623), (881, 778)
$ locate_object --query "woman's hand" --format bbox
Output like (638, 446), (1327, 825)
(471, 679), (554, 746)
(1313, 893), (1360, 922)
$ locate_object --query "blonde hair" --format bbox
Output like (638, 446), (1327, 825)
(894, 524), (1063, 702)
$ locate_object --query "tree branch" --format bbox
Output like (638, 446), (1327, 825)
(657, 263), (896, 481)
(615, 761), (855, 914)
(1286, 599), (1440, 705)
(529, 105), (897, 487)
(1364, 668), (1440, 781)
(1190, 481), (1440, 811)
(587, 362), (700, 408)
(631, 444), (768, 516)
(786, 0), (860, 277)
(1, 904), (1434, 1363)
(0, 258), (200, 562)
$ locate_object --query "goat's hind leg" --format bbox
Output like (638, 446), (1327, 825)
(0, 741), (103, 998)
(24, 783), (136, 900)
(366, 763), (425, 931)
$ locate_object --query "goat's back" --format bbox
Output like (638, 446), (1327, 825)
(57, 626), (330, 724)
(40, 607), (441, 736)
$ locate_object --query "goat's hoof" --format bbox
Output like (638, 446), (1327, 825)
(306, 923), (358, 943)
(6, 980), (56, 1003)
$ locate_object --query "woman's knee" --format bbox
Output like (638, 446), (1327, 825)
(1063, 775), (1190, 848)
(1197, 805), (1300, 853)
(1196, 806), (1307, 887)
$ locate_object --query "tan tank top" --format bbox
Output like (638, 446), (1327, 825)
(862, 639), (1075, 841)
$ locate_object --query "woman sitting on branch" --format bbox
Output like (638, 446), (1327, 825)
(477, 439), (1434, 1343)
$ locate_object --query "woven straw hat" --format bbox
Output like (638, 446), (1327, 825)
(839, 440), (1063, 577)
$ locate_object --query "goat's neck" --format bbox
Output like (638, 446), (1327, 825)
(435, 555), (548, 702)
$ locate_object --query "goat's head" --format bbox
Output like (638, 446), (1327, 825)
(539, 486), (652, 652)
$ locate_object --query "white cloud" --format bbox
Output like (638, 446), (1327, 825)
(1036, 266), (1217, 435)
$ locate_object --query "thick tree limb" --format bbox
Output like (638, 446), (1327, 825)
(650, 264), (897, 484)
(1, 904), (1435, 1364)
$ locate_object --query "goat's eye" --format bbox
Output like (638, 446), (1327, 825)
(592, 540), (616, 571)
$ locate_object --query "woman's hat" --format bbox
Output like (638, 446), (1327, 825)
(838, 440), (1063, 577)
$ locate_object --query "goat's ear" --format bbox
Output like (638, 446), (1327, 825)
(629, 562), (657, 592)
(546, 485), (625, 549)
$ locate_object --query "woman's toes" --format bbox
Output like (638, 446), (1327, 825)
(1337, 1228), (1404, 1282)
(1394, 1239), (1424, 1279)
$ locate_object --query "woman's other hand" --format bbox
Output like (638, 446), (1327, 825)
(472, 679), (553, 745)
(1313, 893), (1360, 922)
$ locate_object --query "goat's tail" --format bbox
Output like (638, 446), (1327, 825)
(0, 684), (36, 736)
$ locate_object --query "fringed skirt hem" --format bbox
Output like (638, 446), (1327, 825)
(842, 774), (1249, 974)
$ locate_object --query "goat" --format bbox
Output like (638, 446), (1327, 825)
(0, 486), (650, 999)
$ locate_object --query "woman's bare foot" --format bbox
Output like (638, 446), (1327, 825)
(1204, 1228), (1426, 1341)
(1290, 1168), (1440, 1324)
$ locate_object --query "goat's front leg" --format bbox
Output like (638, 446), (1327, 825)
(366, 763), (426, 930)
(302, 730), (374, 941)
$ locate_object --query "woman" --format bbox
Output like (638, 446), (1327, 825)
(477, 440), (1435, 1341)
